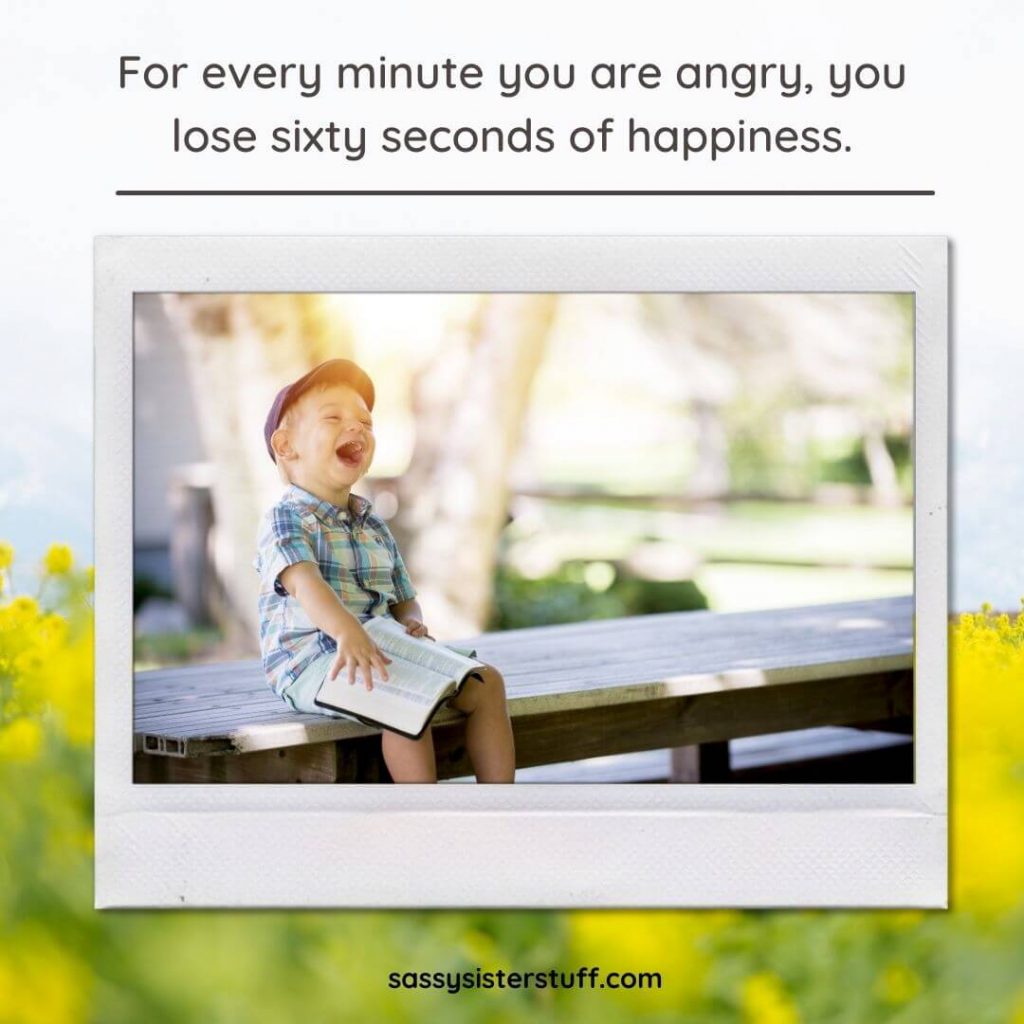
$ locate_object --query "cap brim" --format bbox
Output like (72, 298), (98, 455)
(287, 359), (374, 413)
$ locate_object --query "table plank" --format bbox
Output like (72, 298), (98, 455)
(134, 596), (913, 756)
(428, 669), (912, 779)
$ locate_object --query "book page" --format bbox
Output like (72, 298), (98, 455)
(365, 616), (484, 680)
(363, 656), (451, 706)
(316, 657), (453, 735)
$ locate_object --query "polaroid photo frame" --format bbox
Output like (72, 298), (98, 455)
(95, 235), (947, 908)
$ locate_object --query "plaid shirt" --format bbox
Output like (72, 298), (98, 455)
(253, 484), (417, 698)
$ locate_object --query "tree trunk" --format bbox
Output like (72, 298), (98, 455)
(862, 425), (901, 506)
(397, 294), (557, 637)
(643, 295), (735, 500)
(689, 398), (730, 499)
(163, 294), (349, 643)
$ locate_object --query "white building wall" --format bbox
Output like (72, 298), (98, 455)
(134, 294), (206, 548)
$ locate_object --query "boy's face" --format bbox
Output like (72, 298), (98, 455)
(273, 382), (375, 502)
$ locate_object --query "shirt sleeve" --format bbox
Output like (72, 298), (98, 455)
(256, 504), (318, 597)
(378, 520), (417, 604)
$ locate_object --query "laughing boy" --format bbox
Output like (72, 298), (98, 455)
(254, 359), (516, 783)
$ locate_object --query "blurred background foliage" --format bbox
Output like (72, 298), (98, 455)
(133, 292), (913, 665)
(2, 544), (1023, 1022)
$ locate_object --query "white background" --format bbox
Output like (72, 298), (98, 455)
(2, 0), (1022, 609)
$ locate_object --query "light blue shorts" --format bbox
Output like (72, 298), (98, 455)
(279, 643), (480, 723)
(280, 650), (361, 721)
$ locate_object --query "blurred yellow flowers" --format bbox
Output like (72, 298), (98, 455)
(874, 962), (922, 1005)
(0, 926), (92, 1024)
(0, 544), (92, 741)
(569, 910), (735, 1009)
(0, 718), (43, 763)
(741, 972), (800, 1024)
(0, 543), (94, 1024)
(43, 543), (74, 576)
(951, 601), (1024, 916)
(0, 543), (1021, 1024)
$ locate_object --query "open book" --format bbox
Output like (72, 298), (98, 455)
(314, 615), (485, 739)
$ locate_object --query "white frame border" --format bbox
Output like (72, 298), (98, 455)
(95, 235), (947, 909)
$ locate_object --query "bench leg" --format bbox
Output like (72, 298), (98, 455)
(670, 741), (731, 783)
(334, 735), (392, 783)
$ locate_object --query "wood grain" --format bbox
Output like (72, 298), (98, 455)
(134, 596), (913, 763)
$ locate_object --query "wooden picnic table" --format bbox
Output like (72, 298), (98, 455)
(134, 595), (913, 783)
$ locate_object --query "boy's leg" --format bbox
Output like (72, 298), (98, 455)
(381, 727), (438, 783)
(282, 655), (438, 783)
(448, 664), (516, 783)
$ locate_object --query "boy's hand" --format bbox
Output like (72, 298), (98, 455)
(402, 618), (432, 640)
(389, 599), (433, 640)
(329, 619), (391, 690)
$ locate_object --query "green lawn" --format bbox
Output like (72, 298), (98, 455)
(503, 498), (913, 613)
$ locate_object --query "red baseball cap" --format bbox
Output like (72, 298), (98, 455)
(264, 359), (375, 462)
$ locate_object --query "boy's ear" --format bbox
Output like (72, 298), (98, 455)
(270, 427), (296, 462)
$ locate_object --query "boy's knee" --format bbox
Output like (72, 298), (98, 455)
(479, 664), (506, 691)
(450, 663), (506, 714)
(488, 666), (511, 706)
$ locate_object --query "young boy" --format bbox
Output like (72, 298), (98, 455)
(254, 358), (516, 783)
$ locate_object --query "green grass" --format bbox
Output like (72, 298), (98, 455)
(694, 501), (912, 568)
(506, 499), (912, 573)
(134, 629), (223, 670)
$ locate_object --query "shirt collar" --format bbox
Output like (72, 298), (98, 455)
(284, 484), (373, 526)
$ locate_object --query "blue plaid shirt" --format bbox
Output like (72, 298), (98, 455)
(253, 484), (417, 698)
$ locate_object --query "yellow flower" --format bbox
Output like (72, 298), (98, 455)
(1009, 986), (1024, 1024)
(874, 962), (922, 1005)
(951, 610), (1024, 915)
(44, 629), (94, 746)
(0, 541), (13, 570)
(0, 927), (92, 1023)
(0, 717), (43, 763)
(8, 595), (39, 620)
(741, 972), (800, 1024)
(43, 543), (73, 575)
(569, 909), (736, 1008)
(84, 565), (94, 592)
(38, 612), (68, 645)
(880, 910), (924, 931)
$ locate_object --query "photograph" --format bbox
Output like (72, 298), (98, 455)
(133, 289), (914, 785)
(16, 0), (1024, 1010)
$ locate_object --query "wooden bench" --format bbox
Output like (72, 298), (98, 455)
(454, 726), (914, 784)
(134, 595), (913, 784)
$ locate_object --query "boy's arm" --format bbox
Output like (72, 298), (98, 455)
(279, 562), (391, 689)
(381, 523), (428, 637)
(389, 597), (432, 639)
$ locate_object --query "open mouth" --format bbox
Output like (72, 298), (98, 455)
(335, 441), (364, 468)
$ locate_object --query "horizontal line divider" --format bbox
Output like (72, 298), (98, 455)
(116, 188), (936, 197)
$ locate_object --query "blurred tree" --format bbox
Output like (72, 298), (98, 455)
(163, 294), (352, 639)
(642, 294), (912, 503)
(396, 294), (558, 635)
